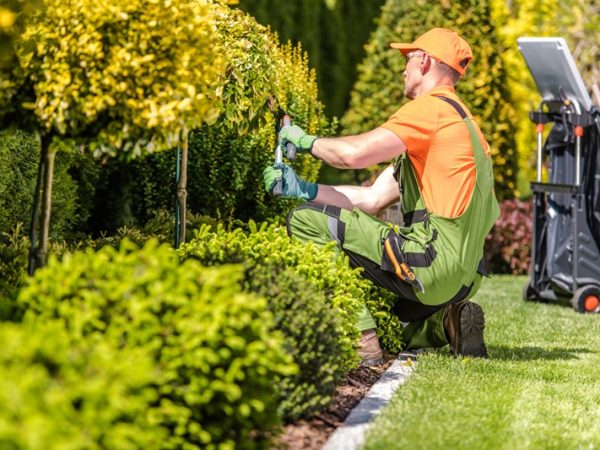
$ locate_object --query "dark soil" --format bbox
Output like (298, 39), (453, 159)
(275, 352), (397, 450)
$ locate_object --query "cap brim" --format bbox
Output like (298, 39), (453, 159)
(389, 43), (417, 55)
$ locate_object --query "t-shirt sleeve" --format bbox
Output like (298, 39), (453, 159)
(380, 98), (438, 157)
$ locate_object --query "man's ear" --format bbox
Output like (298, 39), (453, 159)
(420, 54), (432, 75)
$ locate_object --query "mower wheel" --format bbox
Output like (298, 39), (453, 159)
(571, 285), (600, 314)
(522, 282), (537, 302)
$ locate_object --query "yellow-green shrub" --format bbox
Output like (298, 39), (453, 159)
(0, 321), (165, 450)
(12, 0), (224, 156)
(18, 240), (294, 449)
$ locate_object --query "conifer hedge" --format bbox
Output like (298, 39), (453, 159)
(0, 128), (77, 238)
(342, 0), (519, 200)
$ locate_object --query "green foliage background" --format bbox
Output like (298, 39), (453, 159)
(491, 0), (600, 196)
(0, 128), (78, 237)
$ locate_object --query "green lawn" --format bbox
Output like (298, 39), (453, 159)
(365, 275), (600, 450)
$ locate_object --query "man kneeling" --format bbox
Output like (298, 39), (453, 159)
(264, 28), (499, 364)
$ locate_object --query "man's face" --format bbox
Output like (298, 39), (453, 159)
(403, 51), (425, 99)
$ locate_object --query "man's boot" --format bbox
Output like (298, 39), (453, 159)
(358, 328), (383, 366)
(443, 301), (488, 358)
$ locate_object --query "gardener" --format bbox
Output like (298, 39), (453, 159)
(264, 28), (499, 364)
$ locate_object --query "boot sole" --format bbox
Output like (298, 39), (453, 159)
(457, 302), (488, 358)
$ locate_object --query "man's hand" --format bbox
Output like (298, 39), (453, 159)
(278, 125), (318, 156)
(263, 164), (318, 201)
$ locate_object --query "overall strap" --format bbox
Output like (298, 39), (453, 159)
(435, 95), (488, 172)
(436, 95), (467, 119)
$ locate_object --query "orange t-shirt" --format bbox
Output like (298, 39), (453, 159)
(380, 85), (491, 218)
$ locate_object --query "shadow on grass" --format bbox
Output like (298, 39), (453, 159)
(489, 345), (595, 361)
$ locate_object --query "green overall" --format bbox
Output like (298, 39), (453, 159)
(287, 96), (499, 349)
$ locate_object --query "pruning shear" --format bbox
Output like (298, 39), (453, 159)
(267, 96), (297, 196)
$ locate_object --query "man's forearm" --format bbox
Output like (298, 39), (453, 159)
(311, 137), (362, 169)
(311, 128), (407, 170)
(312, 184), (383, 215)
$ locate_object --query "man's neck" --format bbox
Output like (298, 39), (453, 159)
(415, 78), (454, 98)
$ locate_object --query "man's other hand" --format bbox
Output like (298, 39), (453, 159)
(263, 163), (318, 201)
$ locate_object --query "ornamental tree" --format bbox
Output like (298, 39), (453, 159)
(100, 5), (334, 227)
(9, 0), (225, 271)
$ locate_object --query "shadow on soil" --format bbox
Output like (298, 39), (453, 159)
(489, 345), (595, 361)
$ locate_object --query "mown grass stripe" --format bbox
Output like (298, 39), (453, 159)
(364, 275), (600, 450)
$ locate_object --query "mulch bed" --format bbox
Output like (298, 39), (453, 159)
(274, 352), (397, 450)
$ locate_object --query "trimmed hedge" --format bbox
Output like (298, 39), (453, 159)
(18, 240), (294, 449)
(0, 321), (165, 450)
(179, 223), (406, 356)
(244, 264), (345, 420)
(179, 223), (364, 370)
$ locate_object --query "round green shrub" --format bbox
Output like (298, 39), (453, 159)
(229, 262), (346, 421)
(18, 240), (294, 449)
(0, 321), (165, 450)
(179, 223), (365, 371)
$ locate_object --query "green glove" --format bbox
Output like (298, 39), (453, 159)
(263, 163), (318, 201)
(278, 125), (318, 155)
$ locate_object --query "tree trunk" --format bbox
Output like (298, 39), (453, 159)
(176, 131), (189, 248)
(28, 135), (47, 275)
(38, 140), (56, 270)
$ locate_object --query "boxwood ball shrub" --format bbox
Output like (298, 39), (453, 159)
(236, 262), (346, 420)
(18, 240), (294, 449)
(180, 223), (407, 361)
(0, 321), (165, 450)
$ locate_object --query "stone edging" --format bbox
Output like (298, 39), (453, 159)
(321, 354), (416, 450)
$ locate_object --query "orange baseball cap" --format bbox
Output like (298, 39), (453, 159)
(390, 28), (473, 75)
